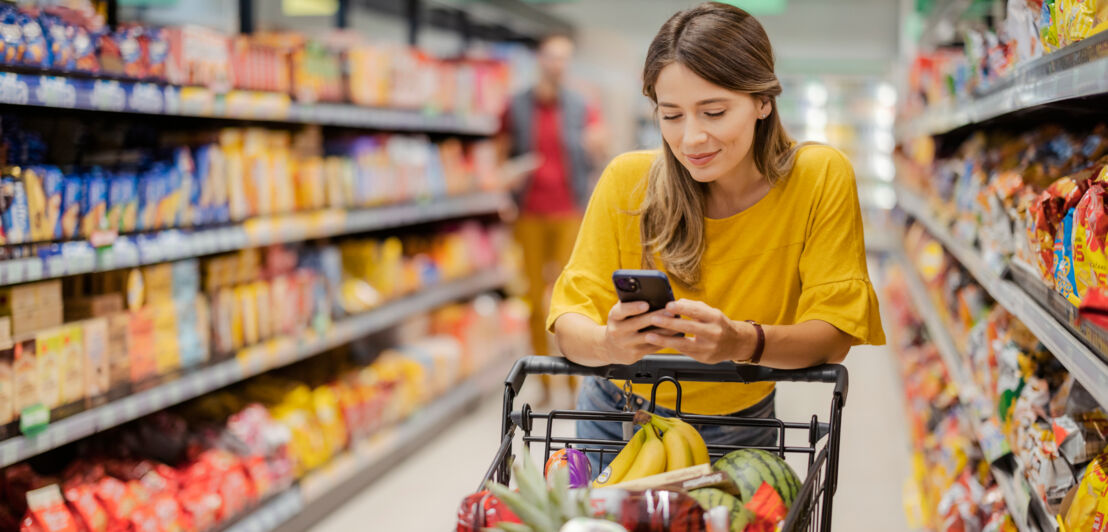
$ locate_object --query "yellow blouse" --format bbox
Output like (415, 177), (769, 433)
(547, 145), (885, 415)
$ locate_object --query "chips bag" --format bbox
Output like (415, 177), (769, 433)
(1061, 452), (1108, 531)
(1056, 207), (1081, 305)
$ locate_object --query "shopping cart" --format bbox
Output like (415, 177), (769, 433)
(479, 355), (848, 532)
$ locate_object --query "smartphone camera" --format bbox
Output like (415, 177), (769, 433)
(614, 276), (640, 293)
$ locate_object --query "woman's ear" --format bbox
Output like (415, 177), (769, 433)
(760, 98), (772, 117)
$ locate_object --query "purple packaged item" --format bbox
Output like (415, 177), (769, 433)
(545, 448), (592, 489)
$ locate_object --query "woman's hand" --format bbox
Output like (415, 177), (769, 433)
(644, 299), (754, 365)
(603, 301), (680, 365)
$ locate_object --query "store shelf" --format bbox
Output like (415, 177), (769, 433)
(0, 269), (508, 467)
(0, 71), (499, 135)
(0, 191), (508, 287)
(897, 188), (1108, 410)
(217, 346), (513, 532)
(895, 247), (1057, 532)
(898, 31), (1108, 139)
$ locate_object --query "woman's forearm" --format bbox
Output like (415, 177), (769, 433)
(552, 313), (613, 367)
(755, 320), (852, 369)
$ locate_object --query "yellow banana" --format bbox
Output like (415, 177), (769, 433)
(668, 417), (710, 466)
(634, 410), (711, 466)
(593, 427), (647, 487)
(620, 425), (666, 482)
(662, 426), (694, 471)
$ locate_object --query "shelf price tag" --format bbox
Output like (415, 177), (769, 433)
(91, 80), (127, 112)
(19, 404), (49, 436)
(35, 76), (76, 108)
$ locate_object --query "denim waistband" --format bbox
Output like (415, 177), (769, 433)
(589, 376), (775, 417)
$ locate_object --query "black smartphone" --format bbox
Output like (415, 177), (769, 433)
(612, 270), (678, 333)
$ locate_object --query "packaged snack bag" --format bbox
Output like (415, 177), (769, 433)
(81, 170), (107, 238)
(107, 172), (137, 234)
(71, 25), (97, 74)
(41, 15), (74, 71)
(141, 26), (168, 81)
(59, 173), (81, 239)
(0, 7), (24, 65)
(1061, 452), (1108, 530)
(24, 166), (62, 242)
(22, 485), (81, 532)
(18, 12), (46, 68)
(1074, 183), (1108, 298)
(61, 480), (108, 532)
(3, 168), (31, 244)
(1056, 207), (1082, 305)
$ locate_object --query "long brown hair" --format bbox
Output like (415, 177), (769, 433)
(639, 2), (798, 287)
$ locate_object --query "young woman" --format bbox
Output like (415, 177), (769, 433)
(546, 2), (886, 475)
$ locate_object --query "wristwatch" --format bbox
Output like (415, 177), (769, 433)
(734, 320), (765, 365)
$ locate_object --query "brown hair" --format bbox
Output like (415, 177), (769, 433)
(639, 2), (799, 286)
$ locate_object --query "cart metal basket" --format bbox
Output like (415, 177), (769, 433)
(479, 355), (849, 532)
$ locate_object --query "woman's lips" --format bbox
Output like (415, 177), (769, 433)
(684, 150), (719, 167)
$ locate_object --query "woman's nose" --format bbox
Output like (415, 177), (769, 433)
(684, 120), (709, 145)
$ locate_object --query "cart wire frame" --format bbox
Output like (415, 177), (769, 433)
(480, 355), (848, 532)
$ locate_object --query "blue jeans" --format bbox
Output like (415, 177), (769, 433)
(575, 376), (777, 478)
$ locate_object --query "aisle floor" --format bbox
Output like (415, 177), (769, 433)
(311, 345), (912, 531)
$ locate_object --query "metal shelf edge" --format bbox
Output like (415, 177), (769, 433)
(0, 192), (508, 287)
(0, 270), (508, 467)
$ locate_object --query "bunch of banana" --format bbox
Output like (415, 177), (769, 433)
(592, 410), (710, 488)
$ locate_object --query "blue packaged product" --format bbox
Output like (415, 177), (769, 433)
(81, 169), (108, 238)
(108, 172), (138, 233)
(2, 170), (29, 244)
(194, 144), (229, 225)
(40, 15), (73, 71)
(174, 147), (195, 227)
(60, 173), (81, 239)
(164, 163), (183, 229)
(18, 12), (46, 67)
(72, 25), (98, 74)
(144, 26), (168, 81)
(0, 6), (23, 66)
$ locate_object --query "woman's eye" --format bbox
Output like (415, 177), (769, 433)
(661, 114), (682, 121)
(705, 110), (725, 118)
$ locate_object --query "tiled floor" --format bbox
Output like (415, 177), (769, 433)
(310, 345), (912, 531)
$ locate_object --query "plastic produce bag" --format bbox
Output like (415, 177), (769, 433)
(590, 489), (707, 532)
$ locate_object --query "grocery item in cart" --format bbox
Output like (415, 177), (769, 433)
(547, 448), (592, 489)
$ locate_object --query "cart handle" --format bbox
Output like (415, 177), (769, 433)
(505, 355), (849, 406)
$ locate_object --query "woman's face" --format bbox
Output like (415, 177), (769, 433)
(654, 62), (770, 184)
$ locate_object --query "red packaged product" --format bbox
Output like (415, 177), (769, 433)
(177, 485), (220, 532)
(61, 481), (109, 532)
(21, 485), (81, 532)
(456, 490), (520, 531)
(744, 483), (789, 532)
(92, 476), (139, 527)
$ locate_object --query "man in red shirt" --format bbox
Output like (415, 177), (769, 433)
(501, 34), (606, 405)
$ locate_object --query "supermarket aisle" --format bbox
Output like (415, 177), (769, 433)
(312, 345), (912, 531)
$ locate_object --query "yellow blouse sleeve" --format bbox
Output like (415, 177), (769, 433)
(545, 158), (627, 332)
(795, 150), (886, 346)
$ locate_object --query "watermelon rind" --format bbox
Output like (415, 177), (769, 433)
(711, 449), (800, 507)
(687, 488), (753, 532)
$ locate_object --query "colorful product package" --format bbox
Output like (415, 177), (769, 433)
(194, 143), (229, 226)
(35, 327), (63, 410)
(41, 15), (74, 71)
(0, 333), (13, 429)
(24, 166), (62, 242)
(11, 338), (37, 418)
(22, 484), (82, 532)
(1056, 207), (1082, 305)
(18, 12), (47, 68)
(1061, 452), (1108, 531)
(81, 170), (107, 238)
(99, 26), (145, 80)
(59, 325), (83, 407)
(0, 6), (23, 65)
(59, 174), (81, 239)
(71, 24), (97, 74)
(107, 172), (137, 234)
(142, 26), (169, 81)
(3, 170), (31, 245)
(81, 318), (108, 403)
(1074, 183), (1108, 298)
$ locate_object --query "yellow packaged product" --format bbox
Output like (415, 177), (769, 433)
(1061, 452), (1108, 531)
(312, 385), (347, 457)
(238, 284), (259, 347)
(60, 325), (84, 406)
(34, 328), (63, 410)
(222, 129), (249, 221)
